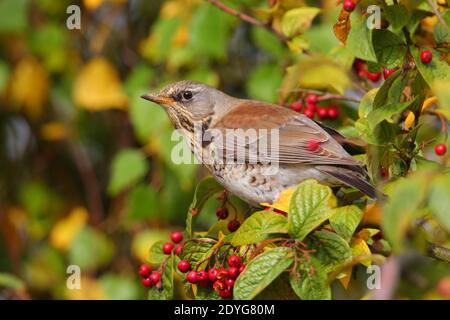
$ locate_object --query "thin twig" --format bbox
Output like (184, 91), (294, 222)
(205, 0), (289, 43)
(427, 0), (446, 25)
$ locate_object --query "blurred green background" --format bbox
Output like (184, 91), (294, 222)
(0, 0), (309, 299)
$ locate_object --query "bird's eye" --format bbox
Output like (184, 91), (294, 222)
(182, 90), (193, 101)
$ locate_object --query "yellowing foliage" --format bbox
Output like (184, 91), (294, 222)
(49, 207), (88, 250)
(73, 57), (128, 110)
(6, 57), (49, 120)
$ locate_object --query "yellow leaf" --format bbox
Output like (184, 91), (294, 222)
(6, 57), (49, 120)
(73, 57), (128, 110)
(361, 203), (381, 225)
(337, 266), (352, 289)
(355, 228), (380, 241)
(404, 111), (415, 131)
(260, 187), (296, 213)
(65, 276), (104, 300)
(421, 96), (438, 113)
(351, 238), (372, 267)
(49, 207), (88, 250)
(41, 122), (68, 141)
(83, 0), (127, 11)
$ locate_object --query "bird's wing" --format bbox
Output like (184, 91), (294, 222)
(208, 101), (360, 166)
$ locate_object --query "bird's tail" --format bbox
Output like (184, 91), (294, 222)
(317, 165), (385, 200)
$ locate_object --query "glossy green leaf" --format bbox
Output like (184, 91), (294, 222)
(234, 247), (294, 300)
(312, 230), (352, 268)
(347, 10), (377, 62)
(372, 29), (406, 68)
(231, 211), (288, 246)
(411, 47), (450, 87)
(329, 205), (364, 243)
(290, 256), (331, 300)
(288, 180), (337, 241)
(148, 240), (166, 265)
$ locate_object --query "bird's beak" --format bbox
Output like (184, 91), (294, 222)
(140, 93), (174, 105)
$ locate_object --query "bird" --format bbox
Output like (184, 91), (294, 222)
(141, 80), (380, 207)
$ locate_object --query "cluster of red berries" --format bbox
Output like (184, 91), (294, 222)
(162, 231), (184, 255)
(139, 231), (185, 287)
(177, 255), (245, 299)
(353, 59), (398, 82)
(290, 94), (340, 120)
(216, 207), (241, 232)
(139, 264), (161, 288)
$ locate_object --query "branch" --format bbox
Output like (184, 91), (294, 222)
(427, 242), (450, 263)
(205, 0), (289, 43)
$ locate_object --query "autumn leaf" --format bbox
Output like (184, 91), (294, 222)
(73, 57), (128, 111)
(49, 207), (88, 251)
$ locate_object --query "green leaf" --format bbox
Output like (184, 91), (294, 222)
(234, 247), (294, 300)
(329, 205), (364, 243)
(126, 184), (158, 221)
(69, 227), (114, 271)
(432, 80), (450, 115)
(246, 63), (282, 103)
(100, 274), (140, 300)
(251, 27), (286, 59)
(108, 149), (149, 196)
(142, 17), (181, 62)
(0, 273), (25, 290)
(382, 174), (429, 252)
(366, 101), (413, 128)
(288, 180), (337, 241)
(411, 47), (450, 87)
(373, 69), (402, 108)
(281, 7), (320, 37)
(312, 230), (352, 268)
(0, 0), (28, 32)
(255, 274), (299, 300)
(428, 175), (450, 232)
(384, 4), (409, 31)
(358, 88), (378, 118)
(231, 211), (288, 246)
(186, 177), (223, 238)
(196, 286), (221, 300)
(433, 24), (450, 44)
(372, 29), (406, 68)
(148, 240), (166, 265)
(148, 255), (174, 300)
(290, 256), (331, 300)
(179, 239), (214, 269)
(188, 4), (233, 59)
(347, 10), (377, 62)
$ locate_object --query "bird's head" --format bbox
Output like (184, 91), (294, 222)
(141, 80), (236, 131)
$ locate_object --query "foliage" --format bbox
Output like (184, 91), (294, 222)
(1, 0), (450, 300)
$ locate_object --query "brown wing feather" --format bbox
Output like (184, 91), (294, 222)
(209, 101), (360, 166)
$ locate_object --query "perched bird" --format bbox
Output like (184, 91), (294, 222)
(141, 80), (379, 206)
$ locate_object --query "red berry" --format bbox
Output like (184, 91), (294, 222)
(420, 50), (433, 64)
(149, 271), (161, 284)
(141, 277), (153, 287)
(317, 107), (328, 119)
(175, 243), (183, 256)
(303, 108), (315, 119)
(307, 140), (320, 152)
(216, 207), (229, 220)
(354, 59), (366, 72)
(213, 280), (226, 291)
(343, 0), (356, 12)
(216, 268), (229, 280)
(366, 71), (381, 82)
(225, 278), (235, 288)
(199, 279), (210, 288)
(228, 255), (241, 268)
(197, 270), (208, 282)
(162, 242), (175, 254)
(170, 231), (183, 244)
(327, 107), (339, 119)
(177, 260), (190, 273)
(228, 220), (240, 232)
(306, 94), (318, 105)
(208, 268), (218, 282)
(228, 267), (240, 279)
(138, 264), (151, 278)
(435, 143), (447, 156)
(380, 167), (389, 179)
(186, 270), (198, 284)
(383, 68), (397, 79)
(239, 264), (246, 273)
(219, 288), (232, 298)
(290, 101), (303, 112)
